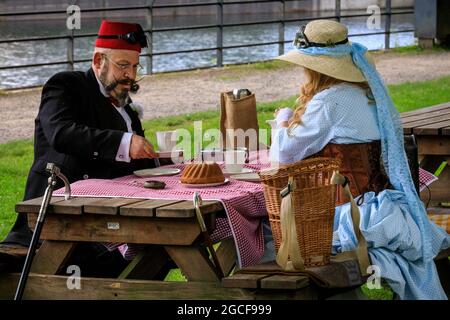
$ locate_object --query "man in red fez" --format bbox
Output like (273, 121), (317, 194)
(2, 21), (157, 276)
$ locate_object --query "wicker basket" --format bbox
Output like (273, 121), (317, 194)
(259, 157), (341, 267)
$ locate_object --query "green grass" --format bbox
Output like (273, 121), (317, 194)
(389, 76), (450, 113)
(0, 140), (34, 239)
(361, 282), (395, 300)
(2, 75), (450, 293)
(389, 44), (450, 55)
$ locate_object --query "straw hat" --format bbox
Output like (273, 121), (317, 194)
(276, 20), (374, 83)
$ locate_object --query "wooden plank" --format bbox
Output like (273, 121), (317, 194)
(222, 273), (269, 289)
(120, 199), (183, 217)
(216, 237), (237, 277)
(0, 244), (29, 258)
(400, 102), (450, 118)
(0, 273), (257, 300)
(118, 245), (170, 280)
(15, 196), (65, 214)
(84, 198), (146, 215)
(164, 245), (220, 282)
(156, 200), (224, 218)
(30, 241), (76, 275)
(27, 214), (202, 245)
(417, 136), (450, 155)
(402, 114), (450, 134)
(49, 197), (109, 215)
(413, 119), (450, 135)
(260, 274), (310, 290)
(401, 108), (450, 124)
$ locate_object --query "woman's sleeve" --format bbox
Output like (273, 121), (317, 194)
(269, 98), (335, 164)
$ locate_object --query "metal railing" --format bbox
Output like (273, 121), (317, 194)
(0, 0), (414, 89)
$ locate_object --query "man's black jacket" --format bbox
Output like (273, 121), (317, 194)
(24, 67), (155, 202)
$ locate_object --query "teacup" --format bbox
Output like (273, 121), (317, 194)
(156, 131), (177, 152)
(224, 149), (247, 173)
(201, 149), (224, 162)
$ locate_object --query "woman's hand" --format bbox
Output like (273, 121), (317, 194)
(275, 107), (293, 127)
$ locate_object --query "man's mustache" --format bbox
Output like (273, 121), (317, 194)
(105, 78), (139, 93)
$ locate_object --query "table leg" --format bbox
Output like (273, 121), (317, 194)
(164, 244), (220, 282)
(216, 237), (237, 277)
(30, 240), (76, 275)
(118, 245), (171, 280)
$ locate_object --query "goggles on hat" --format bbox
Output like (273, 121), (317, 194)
(293, 25), (348, 49)
(98, 25), (148, 48)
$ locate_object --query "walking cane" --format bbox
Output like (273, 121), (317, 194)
(193, 192), (224, 279)
(14, 163), (71, 300)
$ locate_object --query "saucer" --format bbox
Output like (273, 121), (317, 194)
(134, 168), (181, 177)
(222, 167), (254, 175)
(230, 173), (260, 182)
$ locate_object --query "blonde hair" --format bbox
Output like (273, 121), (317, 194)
(289, 68), (370, 128)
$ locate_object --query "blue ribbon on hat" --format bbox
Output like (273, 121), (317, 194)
(297, 42), (439, 261)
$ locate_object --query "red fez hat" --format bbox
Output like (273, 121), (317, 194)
(95, 20), (147, 53)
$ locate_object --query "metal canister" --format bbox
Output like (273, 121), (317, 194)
(232, 88), (251, 99)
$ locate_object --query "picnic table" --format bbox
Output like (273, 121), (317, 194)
(401, 102), (450, 207)
(0, 195), (335, 300)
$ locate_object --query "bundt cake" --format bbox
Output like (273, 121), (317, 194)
(180, 162), (225, 184)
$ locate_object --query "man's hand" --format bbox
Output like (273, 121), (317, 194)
(129, 134), (158, 159)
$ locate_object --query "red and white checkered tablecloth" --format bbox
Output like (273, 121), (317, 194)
(54, 150), (272, 267)
(418, 167), (438, 192)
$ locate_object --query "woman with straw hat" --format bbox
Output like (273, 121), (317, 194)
(268, 19), (450, 299)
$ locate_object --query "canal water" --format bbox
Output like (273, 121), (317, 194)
(0, 9), (415, 89)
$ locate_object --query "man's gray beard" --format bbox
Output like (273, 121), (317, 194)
(99, 64), (130, 107)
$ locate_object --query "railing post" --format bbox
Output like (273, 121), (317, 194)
(278, 0), (285, 56)
(385, 0), (392, 49)
(216, 0), (224, 68)
(67, 29), (74, 71)
(335, 0), (341, 22)
(146, 0), (154, 74)
(66, 0), (76, 72)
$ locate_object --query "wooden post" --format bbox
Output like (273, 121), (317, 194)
(146, 0), (154, 74)
(385, 0), (392, 49)
(216, 0), (224, 68)
(278, 0), (286, 56)
(335, 0), (341, 22)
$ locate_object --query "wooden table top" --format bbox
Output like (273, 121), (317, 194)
(16, 196), (224, 218)
(401, 102), (450, 136)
